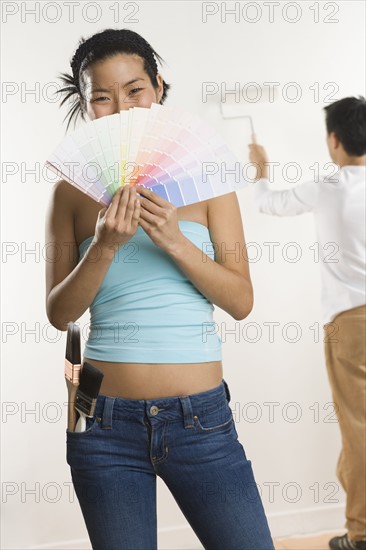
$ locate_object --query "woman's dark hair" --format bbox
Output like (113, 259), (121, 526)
(56, 28), (171, 132)
(323, 96), (366, 156)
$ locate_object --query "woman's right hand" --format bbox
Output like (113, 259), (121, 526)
(93, 184), (141, 253)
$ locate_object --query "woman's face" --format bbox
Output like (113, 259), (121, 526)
(80, 53), (164, 120)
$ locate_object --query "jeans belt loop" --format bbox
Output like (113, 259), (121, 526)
(101, 396), (116, 429)
(222, 378), (231, 403)
(179, 396), (195, 429)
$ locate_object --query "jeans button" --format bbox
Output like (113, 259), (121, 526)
(150, 405), (159, 416)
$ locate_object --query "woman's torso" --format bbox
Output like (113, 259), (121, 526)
(72, 187), (223, 399)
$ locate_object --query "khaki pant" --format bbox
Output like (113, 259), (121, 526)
(324, 304), (366, 542)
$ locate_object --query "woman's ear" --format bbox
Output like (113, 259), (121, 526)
(78, 95), (84, 114)
(156, 73), (164, 101)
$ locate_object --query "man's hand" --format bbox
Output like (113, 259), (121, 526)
(248, 142), (269, 180)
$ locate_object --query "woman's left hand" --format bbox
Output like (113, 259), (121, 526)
(135, 185), (184, 253)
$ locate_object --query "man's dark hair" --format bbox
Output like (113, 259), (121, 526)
(323, 96), (366, 156)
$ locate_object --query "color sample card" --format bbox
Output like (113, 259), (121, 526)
(45, 104), (251, 207)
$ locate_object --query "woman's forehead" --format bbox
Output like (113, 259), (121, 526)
(84, 54), (146, 86)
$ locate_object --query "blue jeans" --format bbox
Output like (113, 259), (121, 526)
(66, 379), (274, 550)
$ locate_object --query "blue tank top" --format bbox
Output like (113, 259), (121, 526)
(79, 221), (222, 363)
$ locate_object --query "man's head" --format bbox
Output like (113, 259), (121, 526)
(324, 96), (366, 166)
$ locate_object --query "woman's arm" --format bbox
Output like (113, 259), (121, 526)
(45, 181), (116, 331)
(167, 192), (253, 321)
(45, 181), (140, 332)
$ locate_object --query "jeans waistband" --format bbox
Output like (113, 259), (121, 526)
(93, 378), (231, 430)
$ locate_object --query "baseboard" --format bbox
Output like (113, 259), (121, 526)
(268, 503), (345, 538)
(28, 538), (90, 550)
(28, 503), (346, 549)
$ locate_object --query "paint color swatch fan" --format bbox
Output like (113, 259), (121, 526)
(45, 103), (250, 207)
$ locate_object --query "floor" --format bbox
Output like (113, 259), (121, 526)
(274, 531), (345, 549)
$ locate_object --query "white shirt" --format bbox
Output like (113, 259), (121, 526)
(254, 165), (366, 325)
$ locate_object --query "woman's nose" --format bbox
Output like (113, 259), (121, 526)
(116, 96), (136, 113)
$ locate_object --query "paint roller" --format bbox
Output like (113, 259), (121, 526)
(219, 83), (278, 144)
(220, 102), (257, 145)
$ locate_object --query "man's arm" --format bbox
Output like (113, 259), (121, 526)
(249, 142), (320, 216)
(254, 177), (320, 216)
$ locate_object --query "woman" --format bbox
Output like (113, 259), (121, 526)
(45, 28), (274, 550)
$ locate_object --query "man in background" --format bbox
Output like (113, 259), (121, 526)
(249, 96), (366, 550)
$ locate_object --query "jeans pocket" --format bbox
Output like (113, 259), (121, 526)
(66, 414), (101, 438)
(193, 402), (234, 433)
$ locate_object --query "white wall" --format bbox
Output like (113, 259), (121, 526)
(1, 1), (364, 548)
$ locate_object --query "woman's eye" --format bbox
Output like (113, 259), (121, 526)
(93, 90), (142, 102)
(93, 96), (109, 102)
(129, 88), (143, 95)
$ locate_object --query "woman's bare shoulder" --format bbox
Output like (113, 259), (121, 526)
(48, 180), (102, 247)
(48, 179), (81, 212)
(207, 192), (243, 232)
(45, 180), (84, 249)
